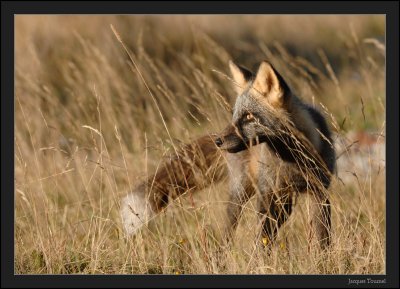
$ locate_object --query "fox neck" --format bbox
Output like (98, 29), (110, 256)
(288, 96), (322, 153)
(255, 94), (322, 161)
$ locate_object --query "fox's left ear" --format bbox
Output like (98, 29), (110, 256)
(253, 61), (291, 107)
(229, 60), (254, 94)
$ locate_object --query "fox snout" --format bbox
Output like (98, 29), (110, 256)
(215, 137), (223, 147)
(215, 124), (248, 153)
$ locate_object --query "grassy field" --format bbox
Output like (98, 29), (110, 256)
(15, 15), (385, 274)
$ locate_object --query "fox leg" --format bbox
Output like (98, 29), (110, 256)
(309, 192), (331, 249)
(223, 151), (257, 242)
(224, 178), (255, 242)
(258, 190), (293, 248)
(226, 188), (252, 234)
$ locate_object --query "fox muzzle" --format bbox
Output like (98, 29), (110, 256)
(214, 124), (249, 153)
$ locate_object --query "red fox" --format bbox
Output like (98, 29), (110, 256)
(121, 60), (336, 249)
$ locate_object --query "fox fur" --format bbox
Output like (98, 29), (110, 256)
(121, 60), (335, 249)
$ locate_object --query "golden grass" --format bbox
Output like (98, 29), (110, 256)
(15, 15), (385, 274)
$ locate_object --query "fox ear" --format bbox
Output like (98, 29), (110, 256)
(253, 61), (290, 106)
(229, 60), (253, 94)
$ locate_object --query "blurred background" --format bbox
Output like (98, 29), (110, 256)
(15, 15), (385, 274)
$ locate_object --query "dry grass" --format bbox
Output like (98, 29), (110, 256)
(15, 15), (385, 274)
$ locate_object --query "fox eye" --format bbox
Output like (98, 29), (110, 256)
(246, 113), (254, 121)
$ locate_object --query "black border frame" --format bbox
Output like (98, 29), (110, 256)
(2, 1), (399, 288)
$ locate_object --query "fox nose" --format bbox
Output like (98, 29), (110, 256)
(215, 137), (223, 147)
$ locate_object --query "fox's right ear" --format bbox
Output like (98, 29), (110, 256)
(229, 60), (253, 94)
(253, 61), (291, 108)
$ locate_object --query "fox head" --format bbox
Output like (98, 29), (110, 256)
(215, 60), (293, 153)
